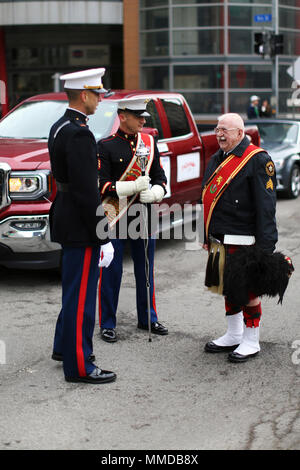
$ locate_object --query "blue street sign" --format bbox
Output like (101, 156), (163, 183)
(254, 14), (272, 23)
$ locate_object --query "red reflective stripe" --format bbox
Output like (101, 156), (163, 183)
(152, 265), (157, 317)
(98, 267), (103, 326)
(76, 247), (92, 377)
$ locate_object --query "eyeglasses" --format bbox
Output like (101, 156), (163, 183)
(214, 127), (240, 134)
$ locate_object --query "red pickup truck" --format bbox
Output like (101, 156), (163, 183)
(0, 91), (259, 269)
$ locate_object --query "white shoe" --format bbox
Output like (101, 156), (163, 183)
(213, 312), (244, 347)
(228, 325), (260, 362)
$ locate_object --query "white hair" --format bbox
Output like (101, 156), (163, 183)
(218, 113), (245, 132)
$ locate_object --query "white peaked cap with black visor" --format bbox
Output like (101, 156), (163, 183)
(118, 97), (151, 117)
(60, 68), (107, 94)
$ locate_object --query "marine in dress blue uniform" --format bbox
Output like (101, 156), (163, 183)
(97, 98), (168, 342)
(48, 68), (116, 383)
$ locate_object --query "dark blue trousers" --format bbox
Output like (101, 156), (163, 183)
(98, 237), (158, 329)
(53, 246), (100, 378)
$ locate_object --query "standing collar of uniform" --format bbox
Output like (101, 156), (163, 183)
(223, 135), (250, 158)
(65, 107), (88, 123)
(117, 128), (138, 140)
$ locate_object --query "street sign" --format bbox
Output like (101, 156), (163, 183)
(254, 14), (272, 23)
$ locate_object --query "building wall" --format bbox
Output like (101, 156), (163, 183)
(139, 0), (300, 120)
(0, 0), (123, 111)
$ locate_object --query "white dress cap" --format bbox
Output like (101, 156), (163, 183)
(118, 97), (151, 117)
(250, 95), (260, 102)
(60, 68), (107, 93)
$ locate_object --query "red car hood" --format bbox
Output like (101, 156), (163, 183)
(0, 138), (49, 171)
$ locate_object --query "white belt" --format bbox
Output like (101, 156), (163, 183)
(223, 234), (255, 245)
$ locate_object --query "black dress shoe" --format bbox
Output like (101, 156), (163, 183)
(100, 328), (117, 342)
(228, 351), (259, 363)
(204, 341), (240, 353)
(65, 367), (116, 384)
(137, 321), (168, 335)
(52, 352), (96, 362)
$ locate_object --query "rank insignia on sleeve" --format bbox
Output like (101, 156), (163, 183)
(266, 178), (274, 190)
(266, 161), (275, 176)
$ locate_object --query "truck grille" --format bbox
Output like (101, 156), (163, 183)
(0, 163), (11, 210)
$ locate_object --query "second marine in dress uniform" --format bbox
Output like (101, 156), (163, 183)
(97, 97), (168, 342)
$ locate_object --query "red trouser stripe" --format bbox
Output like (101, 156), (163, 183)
(152, 265), (157, 316)
(98, 267), (103, 326)
(76, 247), (92, 377)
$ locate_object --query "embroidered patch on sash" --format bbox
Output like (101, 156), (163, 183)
(266, 161), (275, 176)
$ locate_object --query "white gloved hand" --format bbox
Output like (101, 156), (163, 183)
(134, 175), (150, 192)
(139, 185), (165, 203)
(99, 242), (114, 268)
(116, 176), (150, 197)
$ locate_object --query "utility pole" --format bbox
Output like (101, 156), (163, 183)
(271, 0), (279, 116)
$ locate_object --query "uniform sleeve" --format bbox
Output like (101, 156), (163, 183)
(66, 128), (104, 238)
(97, 139), (118, 198)
(252, 152), (278, 253)
(149, 142), (167, 194)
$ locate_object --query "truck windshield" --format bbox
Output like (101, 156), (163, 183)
(0, 100), (118, 141)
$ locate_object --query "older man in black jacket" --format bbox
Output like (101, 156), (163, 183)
(202, 113), (278, 363)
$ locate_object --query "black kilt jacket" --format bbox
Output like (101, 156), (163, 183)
(202, 136), (278, 253)
(48, 108), (108, 247)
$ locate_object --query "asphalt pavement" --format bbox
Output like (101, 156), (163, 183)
(0, 197), (299, 451)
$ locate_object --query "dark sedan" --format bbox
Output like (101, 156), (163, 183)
(245, 119), (300, 198)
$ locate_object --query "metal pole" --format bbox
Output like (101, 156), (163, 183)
(138, 144), (152, 343)
(272, 0), (279, 116)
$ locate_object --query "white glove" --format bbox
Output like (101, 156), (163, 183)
(99, 242), (114, 268)
(116, 176), (150, 197)
(139, 185), (165, 203)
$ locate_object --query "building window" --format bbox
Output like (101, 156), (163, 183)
(140, 31), (169, 57)
(140, 8), (169, 30)
(141, 66), (169, 89)
(229, 92), (272, 115)
(173, 6), (224, 28)
(173, 29), (224, 55)
(181, 92), (224, 116)
(229, 64), (272, 88)
(174, 65), (223, 89)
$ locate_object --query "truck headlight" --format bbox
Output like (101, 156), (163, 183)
(9, 176), (39, 193)
(9, 170), (50, 200)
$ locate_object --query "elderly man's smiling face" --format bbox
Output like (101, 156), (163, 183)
(215, 115), (244, 153)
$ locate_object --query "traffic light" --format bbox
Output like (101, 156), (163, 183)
(270, 33), (284, 56)
(254, 32), (266, 56)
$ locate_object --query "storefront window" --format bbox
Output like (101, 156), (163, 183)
(174, 65), (223, 89)
(180, 92), (224, 115)
(229, 92), (272, 115)
(141, 66), (169, 89)
(229, 64), (272, 88)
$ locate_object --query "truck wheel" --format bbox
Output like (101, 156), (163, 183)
(286, 163), (300, 199)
